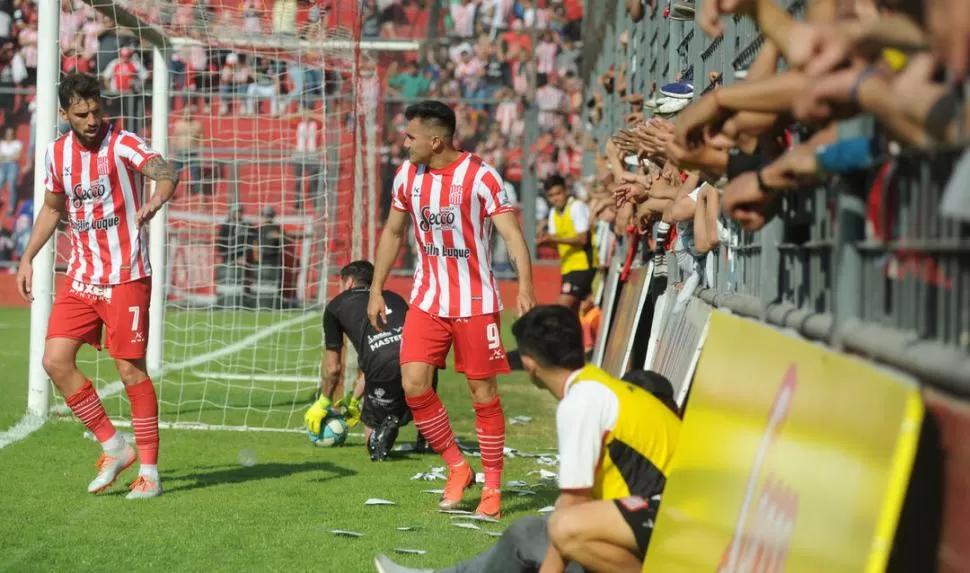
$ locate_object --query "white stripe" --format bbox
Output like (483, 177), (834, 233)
(62, 136), (87, 281)
(0, 311), (322, 449)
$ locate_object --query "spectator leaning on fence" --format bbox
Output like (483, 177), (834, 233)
(582, 0), (970, 313)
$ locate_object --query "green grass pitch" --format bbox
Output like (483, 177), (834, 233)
(0, 307), (558, 573)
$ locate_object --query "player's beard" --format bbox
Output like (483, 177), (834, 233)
(73, 121), (106, 148)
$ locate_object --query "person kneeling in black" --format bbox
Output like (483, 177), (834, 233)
(305, 260), (436, 460)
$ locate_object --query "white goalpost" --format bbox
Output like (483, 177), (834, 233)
(27, 0), (400, 432)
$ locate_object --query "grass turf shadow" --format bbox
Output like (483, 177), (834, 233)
(161, 460), (356, 493)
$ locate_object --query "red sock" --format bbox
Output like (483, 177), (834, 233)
(406, 388), (465, 468)
(474, 397), (505, 490)
(65, 380), (117, 443)
(125, 379), (159, 465)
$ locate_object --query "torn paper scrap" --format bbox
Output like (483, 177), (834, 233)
(439, 509), (474, 515)
(394, 549), (428, 555)
(475, 472), (485, 484)
(537, 506), (555, 514)
(450, 515), (501, 524)
(508, 416), (533, 425)
(330, 530), (364, 537)
(528, 469), (558, 480)
(365, 498), (396, 505)
(485, 531), (503, 537)
(397, 527), (415, 532)
(422, 489), (445, 494)
(506, 480), (528, 487)
(453, 522), (482, 530)
(509, 489), (536, 496)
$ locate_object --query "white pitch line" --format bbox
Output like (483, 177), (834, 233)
(0, 311), (320, 449)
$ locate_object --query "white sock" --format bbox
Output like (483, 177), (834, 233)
(139, 464), (159, 481)
(101, 433), (126, 454)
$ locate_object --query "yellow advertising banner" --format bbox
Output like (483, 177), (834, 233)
(643, 312), (923, 573)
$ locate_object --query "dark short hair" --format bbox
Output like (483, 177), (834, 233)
(404, 100), (457, 140)
(340, 260), (374, 287)
(622, 370), (681, 417)
(58, 72), (102, 110)
(511, 305), (585, 371)
(544, 175), (567, 191)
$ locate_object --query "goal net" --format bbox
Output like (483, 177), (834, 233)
(41, 0), (384, 431)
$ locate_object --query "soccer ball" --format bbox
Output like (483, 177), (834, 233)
(308, 414), (349, 447)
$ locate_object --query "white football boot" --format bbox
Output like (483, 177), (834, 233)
(87, 445), (137, 494)
(126, 475), (163, 500)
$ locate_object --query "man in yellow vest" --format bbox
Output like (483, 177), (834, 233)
(373, 306), (680, 573)
(537, 176), (596, 312)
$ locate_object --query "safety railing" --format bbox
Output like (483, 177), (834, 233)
(581, 1), (970, 394)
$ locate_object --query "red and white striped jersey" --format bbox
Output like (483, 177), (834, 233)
(45, 125), (160, 286)
(392, 152), (515, 318)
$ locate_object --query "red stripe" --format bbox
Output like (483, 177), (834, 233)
(459, 155), (485, 315)
(106, 132), (133, 283)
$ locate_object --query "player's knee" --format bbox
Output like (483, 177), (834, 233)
(467, 378), (498, 403)
(115, 358), (149, 385)
(548, 511), (583, 557)
(41, 350), (72, 381)
(401, 364), (434, 396)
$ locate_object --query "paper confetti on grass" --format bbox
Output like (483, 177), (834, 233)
(365, 498), (396, 505)
(537, 506), (555, 514)
(397, 527), (415, 532)
(394, 549), (428, 555)
(331, 530), (363, 537)
(439, 509), (473, 515)
(452, 522), (482, 531)
(422, 489), (445, 494)
(449, 515), (500, 524)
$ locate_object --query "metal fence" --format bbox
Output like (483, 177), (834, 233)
(582, 2), (970, 393)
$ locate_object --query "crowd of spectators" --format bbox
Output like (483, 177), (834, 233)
(378, 0), (586, 263)
(567, 0), (969, 317)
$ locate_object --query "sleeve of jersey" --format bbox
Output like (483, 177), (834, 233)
(391, 163), (410, 213)
(555, 383), (620, 491)
(116, 133), (162, 171)
(571, 201), (591, 234)
(477, 169), (515, 217)
(44, 146), (63, 194)
(322, 305), (344, 351)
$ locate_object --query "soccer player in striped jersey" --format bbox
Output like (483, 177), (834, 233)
(368, 101), (536, 518)
(16, 72), (180, 499)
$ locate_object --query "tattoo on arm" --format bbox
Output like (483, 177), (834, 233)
(141, 157), (179, 183)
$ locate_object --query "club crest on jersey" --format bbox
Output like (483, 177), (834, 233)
(97, 154), (110, 177)
(448, 185), (463, 205)
(71, 181), (108, 209)
(419, 206), (456, 232)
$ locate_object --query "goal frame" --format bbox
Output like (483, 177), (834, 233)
(26, 0), (415, 423)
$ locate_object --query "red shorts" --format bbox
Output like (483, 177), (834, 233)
(400, 309), (511, 380)
(47, 277), (152, 360)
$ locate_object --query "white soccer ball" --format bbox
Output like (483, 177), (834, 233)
(309, 415), (349, 448)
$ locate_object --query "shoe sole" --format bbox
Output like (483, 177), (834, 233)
(126, 489), (163, 500)
(438, 471), (475, 509)
(88, 455), (137, 494)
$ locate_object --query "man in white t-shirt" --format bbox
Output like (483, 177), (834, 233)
(374, 306), (681, 573)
